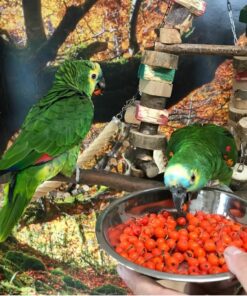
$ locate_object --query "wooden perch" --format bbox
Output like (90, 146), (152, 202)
(155, 42), (247, 56)
(0, 169), (164, 194)
(54, 170), (164, 192)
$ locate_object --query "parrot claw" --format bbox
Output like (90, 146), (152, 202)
(76, 165), (80, 184)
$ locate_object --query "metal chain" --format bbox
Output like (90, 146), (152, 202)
(237, 142), (247, 172)
(227, 0), (238, 45)
(114, 91), (140, 121)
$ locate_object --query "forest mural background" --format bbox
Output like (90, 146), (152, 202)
(0, 0), (245, 155)
(0, 0), (246, 294)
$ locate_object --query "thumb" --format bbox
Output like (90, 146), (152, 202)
(224, 246), (247, 292)
(117, 265), (183, 295)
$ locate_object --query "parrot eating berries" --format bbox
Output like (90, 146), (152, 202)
(0, 60), (105, 242)
(164, 124), (238, 211)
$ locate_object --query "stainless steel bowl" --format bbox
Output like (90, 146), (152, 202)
(96, 187), (247, 283)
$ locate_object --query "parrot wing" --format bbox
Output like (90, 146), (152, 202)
(0, 95), (93, 172)
(166, 125), (197, 159)
(166, 124), (237, 166)
(201, 124), (238, 166)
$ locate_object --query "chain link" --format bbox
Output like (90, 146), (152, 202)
(237, 142), (247, 172)
(227, 0), (238, 45)
(114, 91), (140, 121)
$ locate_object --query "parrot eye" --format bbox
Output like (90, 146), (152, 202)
(191, 174), (196, 182)
(91, 74), (97, 79)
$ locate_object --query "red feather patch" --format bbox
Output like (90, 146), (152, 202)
(35, 154), (53, 164)
(225, 145), (231, 152)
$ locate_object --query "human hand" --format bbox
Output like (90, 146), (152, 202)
(224, 246), (247, 292)
(117, 265), (183, 295)
(117, 246), (247, 295)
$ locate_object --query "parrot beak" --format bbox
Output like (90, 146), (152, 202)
(94, 77), (105, 95)
(170, 187), (187, 214)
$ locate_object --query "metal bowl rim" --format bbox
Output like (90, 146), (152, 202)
(96, 187), (239, 283)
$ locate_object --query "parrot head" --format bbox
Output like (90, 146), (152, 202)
(55, 60), (105, 97)
(164, 158), (209, 212)
(164, 162), (208, 192)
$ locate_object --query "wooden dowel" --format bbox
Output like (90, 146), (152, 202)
(155, 42), (247, 56)
(0, 169), (164, 193)
(55, 170), (164, 192)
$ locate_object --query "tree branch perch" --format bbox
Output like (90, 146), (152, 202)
(155, 42), (247, 56)
(0, 169), (164, 193)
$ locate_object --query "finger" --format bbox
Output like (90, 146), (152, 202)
(224, 246), (247, 292)
(117, 265), (184, 295)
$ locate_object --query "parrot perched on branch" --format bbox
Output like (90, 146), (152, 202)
(164, 124), (238, 210)
(0, 60), (105, 242)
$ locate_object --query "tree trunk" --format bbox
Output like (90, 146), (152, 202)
(0, 37), (11, 155)
(22, 0), (47, 50)
(34, 0), (99, 68)
(129, 0), (142, 54)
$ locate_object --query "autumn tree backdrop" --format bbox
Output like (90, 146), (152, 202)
(0, 0), (168, 155)
(0, 1), (247, 294)
(0, 0), (245, 156)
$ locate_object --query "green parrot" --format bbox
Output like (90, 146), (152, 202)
(164, 124), (238, 210)
(0, 60), (105, 242)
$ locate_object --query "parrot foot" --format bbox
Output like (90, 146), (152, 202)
(76, 165), (80, 184)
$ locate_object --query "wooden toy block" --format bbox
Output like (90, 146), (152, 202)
(233, 56), (247, 72)
(139, 79), (173, 97)
(174, 0), (206, 16)
(235, 70), (247, 81)
(239, 117), (247, 136)
(175, 0), (206, 16)
(136, 103), (169, 125)
(138, 64), (176, 82)
(130, 166), (145, 178)
(129, 129), (166, 150)
(233, 90), (247, 109)
(124, 105), (140, 125)
(140, 93), (167, 109)
(229, 103), (247, 122)
(142, 50), (179, 70)
(166, 4), (191, 27)
(233, 79), (247, 91)
(159, 28), (182, 44)
(165, 4), (194, 36)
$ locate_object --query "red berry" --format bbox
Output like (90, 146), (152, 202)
(145, 238), (156, 251)
(177, 217), (187, 226)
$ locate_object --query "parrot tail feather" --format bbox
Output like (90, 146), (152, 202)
(0, 178), (30, 243)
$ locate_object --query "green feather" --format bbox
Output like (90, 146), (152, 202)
(165, 124), (238, 191)
(0, 60), (103, 242)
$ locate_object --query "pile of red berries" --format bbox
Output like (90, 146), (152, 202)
(107, 211), (247, 275)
